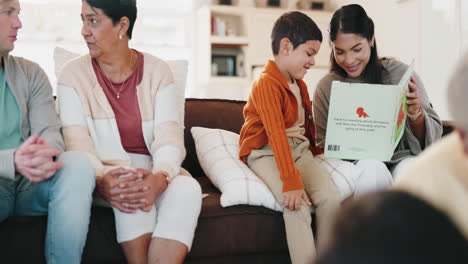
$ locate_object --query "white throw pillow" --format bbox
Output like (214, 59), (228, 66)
(53, 46), (187, 122)
(191, 127), (283, 211)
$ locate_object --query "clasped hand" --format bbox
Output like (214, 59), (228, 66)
(14, 134), (63, 182)
(96, 168), (168, 213)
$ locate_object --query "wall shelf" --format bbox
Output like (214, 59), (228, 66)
(195, 4), (332, 99)
(210, 36), (249, 46)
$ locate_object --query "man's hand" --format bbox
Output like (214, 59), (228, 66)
(282, 189), (312, 211)
(14, 135), (63, 182)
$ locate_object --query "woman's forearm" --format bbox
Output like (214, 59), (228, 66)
(409, 111), (426, 147)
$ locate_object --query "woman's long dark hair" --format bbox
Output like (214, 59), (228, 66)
(329, 4), (383, 84)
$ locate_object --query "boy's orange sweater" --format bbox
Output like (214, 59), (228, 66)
(239, 60), (322, 192)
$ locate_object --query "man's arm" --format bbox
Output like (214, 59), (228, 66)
(0, 59), (62, 180)
(0, 149), (16, 180)
(27, 63), (64, 152)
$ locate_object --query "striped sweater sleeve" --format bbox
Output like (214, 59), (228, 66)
(150, 81), (186, 181)
(252, 79), (304, 192)
(57, 83), (112, 177)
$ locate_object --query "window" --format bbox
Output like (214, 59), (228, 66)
(11, 0), (194, 94)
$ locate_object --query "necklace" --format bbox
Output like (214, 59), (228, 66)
(107, 50), (134, 99)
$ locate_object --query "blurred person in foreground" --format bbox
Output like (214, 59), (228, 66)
(394, 49), (468, 241)
(316, 191), (468, 264)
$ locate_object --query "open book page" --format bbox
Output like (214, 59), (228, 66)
(324, 60), (414, 161)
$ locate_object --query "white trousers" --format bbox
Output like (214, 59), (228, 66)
(316, 155), (393, 200)
(97, 153), (202, 250)
(388, 156), (417, 180)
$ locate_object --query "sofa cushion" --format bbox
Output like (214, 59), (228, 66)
(189, 177), (288, 258)
(0, 177), (288, 263)
(0, 98), (291, 264)
(82, 207), (126, 263)
(0, 216), (47, 263)
(191, 126), (282, 211)
(183, 99), (246, 178)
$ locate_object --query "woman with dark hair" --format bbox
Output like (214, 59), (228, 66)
(313, 4), (442, 182)
(57, 0), (202, 263)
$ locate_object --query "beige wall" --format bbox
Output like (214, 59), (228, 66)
(418, 0), (463, 120)
(329, 0), (465, 120)
(329, 0), (419, 66)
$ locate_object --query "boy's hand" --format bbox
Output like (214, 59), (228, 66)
(283, 189), (312, 211)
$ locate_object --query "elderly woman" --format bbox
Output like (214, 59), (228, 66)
(57, 0), (202, 263)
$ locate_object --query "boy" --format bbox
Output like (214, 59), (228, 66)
(239, 11), (340, 263)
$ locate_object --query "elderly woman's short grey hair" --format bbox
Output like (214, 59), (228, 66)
(447, 50), (468, 131)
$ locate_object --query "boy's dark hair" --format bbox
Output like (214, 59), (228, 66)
(271, 11), (322, 55)
(328, 4), (383, 83)
(84, 0), (137, 39)
(316, 191), (468, 264)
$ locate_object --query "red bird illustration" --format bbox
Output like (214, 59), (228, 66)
(356, 107), (369, 118)
(397, 104), (405, 127)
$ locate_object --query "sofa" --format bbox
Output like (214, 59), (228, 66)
(0, 98), (292, 264)
(0, 98), (453, 264)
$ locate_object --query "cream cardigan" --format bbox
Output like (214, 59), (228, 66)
(57, 53), (185, 180)
(394, 133), (468, 239)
